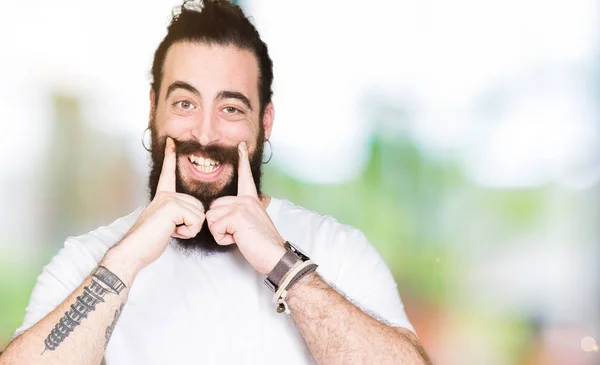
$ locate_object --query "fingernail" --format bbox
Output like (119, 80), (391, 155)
(239, 141), (247, 152)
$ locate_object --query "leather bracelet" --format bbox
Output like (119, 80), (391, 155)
(272, 260), (318, 314)
(272, 261), (311, 305)
(286, 262), (318, 290)
(264, 241), (310, 292)
(266, 249), (299, 290)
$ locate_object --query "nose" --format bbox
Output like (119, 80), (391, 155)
(190, 110), (220, 146)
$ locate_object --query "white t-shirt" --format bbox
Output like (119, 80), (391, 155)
(13, 197), (414, 364)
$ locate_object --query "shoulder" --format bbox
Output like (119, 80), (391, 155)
(271, 198), (374, 282)
(44, 207), (144, 286)
(63, 207), (144, 262)
(272, 197), (365, 243)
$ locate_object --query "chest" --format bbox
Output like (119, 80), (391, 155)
(104, 249), (314, 365)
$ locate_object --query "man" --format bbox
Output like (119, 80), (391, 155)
(0, 1), (431, 364)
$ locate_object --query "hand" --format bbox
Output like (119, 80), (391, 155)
(115, 137), (205, 271)
(206, 141), (286, 275)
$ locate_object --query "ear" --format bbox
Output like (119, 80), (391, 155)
(262, 102), (275, 140)
(148, 89), (157, 128)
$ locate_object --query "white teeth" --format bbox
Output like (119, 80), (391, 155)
(188, 154), (220, 174)
(188, 154), (219, 167)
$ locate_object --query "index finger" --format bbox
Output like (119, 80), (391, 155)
(237, 141), (258, 197)
(157, 137), (177, 192)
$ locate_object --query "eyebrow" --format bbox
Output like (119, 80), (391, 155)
(216, 90), (253, 112)
(165, 81), (200, 99)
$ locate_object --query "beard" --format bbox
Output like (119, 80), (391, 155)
(148, 127), (265, 256)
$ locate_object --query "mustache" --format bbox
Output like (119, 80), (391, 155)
(172, 139), (240, 167)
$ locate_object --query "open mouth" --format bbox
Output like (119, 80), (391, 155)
(188, 154), (222, 174)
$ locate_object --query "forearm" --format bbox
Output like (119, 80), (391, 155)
(0, 247), (138, 365)
(286, 272), (431, 365)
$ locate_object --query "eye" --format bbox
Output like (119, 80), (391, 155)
(174, 100), (196, 110)
(222, 106), (241, 114)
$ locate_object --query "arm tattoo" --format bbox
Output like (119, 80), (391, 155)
(105, 303), (125, 349)
(41, 266), (126, 354)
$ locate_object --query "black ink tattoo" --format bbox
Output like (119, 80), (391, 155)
(42, 266), (126, 354)
(105, 303), (125, 349)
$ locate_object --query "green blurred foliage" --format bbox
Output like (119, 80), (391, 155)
(0, 247), (55, 350)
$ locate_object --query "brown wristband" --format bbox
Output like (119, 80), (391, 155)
(266, 249), (301, 290)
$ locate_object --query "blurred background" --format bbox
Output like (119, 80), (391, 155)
(0, 0), (598, 363)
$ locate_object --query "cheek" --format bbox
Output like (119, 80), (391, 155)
(160, 116), (193, 138)
(220, 122), (255, 141)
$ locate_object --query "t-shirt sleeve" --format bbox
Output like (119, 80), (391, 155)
(10, 237), (102, 341)
(317, 225), (416, 335)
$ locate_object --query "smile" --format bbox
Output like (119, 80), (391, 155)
(186, 153), (225, 181)
(188, 154), (221, 173)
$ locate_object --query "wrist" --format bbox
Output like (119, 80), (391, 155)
(263, 244), (286, 275)
(265, 241), (316, 291)
(100, 244), (142, 287)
